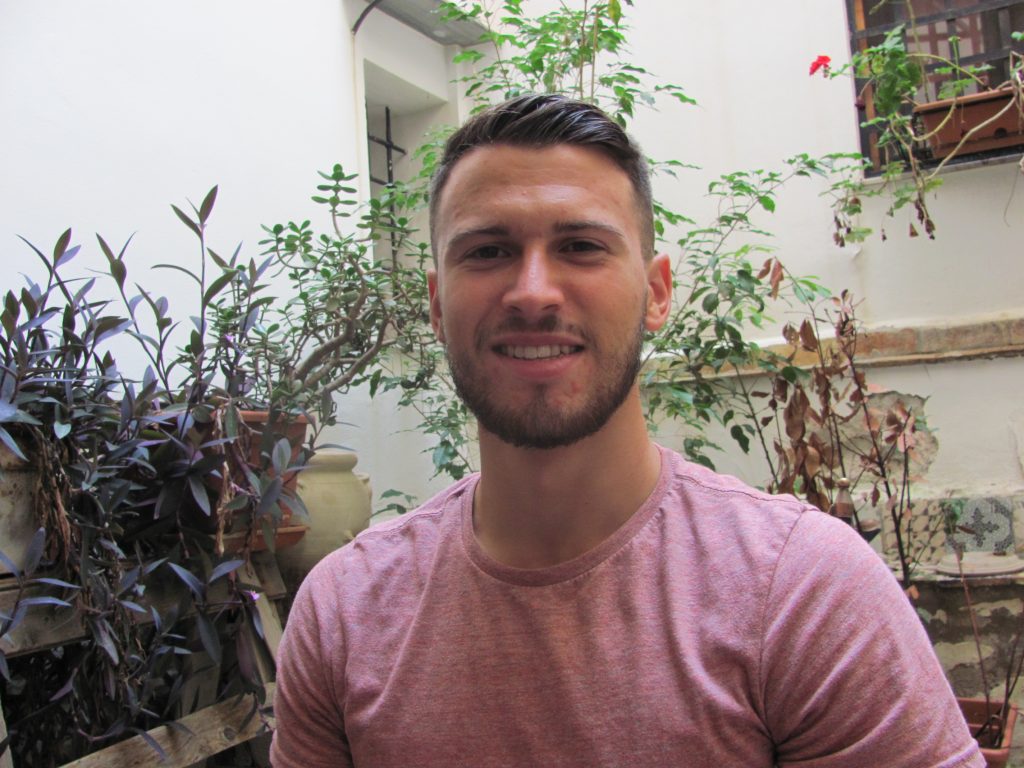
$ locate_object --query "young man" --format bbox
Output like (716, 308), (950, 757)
(271, 94), (982, 767)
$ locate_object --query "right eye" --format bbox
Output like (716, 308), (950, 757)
(465, 245), (509, 261)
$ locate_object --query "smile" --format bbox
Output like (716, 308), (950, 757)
(497, 344), (582, 360)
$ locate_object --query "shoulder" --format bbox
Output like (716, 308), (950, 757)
(297, 474), (476, 606)
(656, 445), (850, 560)
(664, 447), (808, 521)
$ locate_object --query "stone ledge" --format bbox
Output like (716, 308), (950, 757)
(649, 313), (1024, 383)
(786, 314), (1024, 370)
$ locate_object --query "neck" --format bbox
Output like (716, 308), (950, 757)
(473, 390), (661, 569)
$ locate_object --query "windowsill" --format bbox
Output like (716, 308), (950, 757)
(859, 147), (1023, 186)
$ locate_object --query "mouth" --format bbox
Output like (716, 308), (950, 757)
(496, 344), (583, 360)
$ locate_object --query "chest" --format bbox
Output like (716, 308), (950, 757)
(338, 571), (771, 767)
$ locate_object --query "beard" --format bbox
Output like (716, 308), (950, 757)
(445, 311), (646, 450)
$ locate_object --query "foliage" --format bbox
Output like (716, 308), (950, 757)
(0, 179), (395, 762)
(644, 155), (844, 468)
(440, 0), (694, 123)
(732, 290), (924, 587)
(257, 164), (425, 428)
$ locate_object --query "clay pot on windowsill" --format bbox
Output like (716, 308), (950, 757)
(914, 87), (1024, 160)
(958, 697), (1018, 768)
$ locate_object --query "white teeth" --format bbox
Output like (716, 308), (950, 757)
(501, 345), (577, 360)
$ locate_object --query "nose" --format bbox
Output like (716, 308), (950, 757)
(501, 247), (564, 317)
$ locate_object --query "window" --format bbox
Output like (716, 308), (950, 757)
(845, 0), (1024, 171)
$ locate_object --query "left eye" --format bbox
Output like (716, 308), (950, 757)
(561, 240), (602, 254)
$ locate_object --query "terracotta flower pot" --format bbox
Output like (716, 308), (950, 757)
(198, 409), (310, 553)
(914, 87), (1024, 160)
(233, 410), (309, 551)
(958, 697), (1018, 768)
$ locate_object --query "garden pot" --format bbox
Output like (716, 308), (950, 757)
(241, 410), (309, 550)
(237, 410), (308, 494)
(277, 449), (372, 594)
(914, 87), (1024, 160)
(214, 410), (310, 553)
(0, 444), (39, 575)
(958, 697), (1018, 768)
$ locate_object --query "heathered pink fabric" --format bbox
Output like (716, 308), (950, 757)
(271, 446), (983, 767)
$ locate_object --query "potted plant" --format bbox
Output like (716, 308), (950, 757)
(0, 175), (409, 763)
(914, 84), (1024, 160)
(825, 24), (1024, 240)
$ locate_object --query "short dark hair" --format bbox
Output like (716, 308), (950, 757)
(429, 93), (654, 259)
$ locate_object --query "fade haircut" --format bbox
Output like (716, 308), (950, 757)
(428, 93), (655, 260)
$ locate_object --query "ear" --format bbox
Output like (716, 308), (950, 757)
(643, 253), (672, 332)
(427, 268), (446, 343)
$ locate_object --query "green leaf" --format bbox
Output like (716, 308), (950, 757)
(168, 562), (205, 600)
(202, 270), (236, 305)
(198, 186), (218, 225)
(0, 427), (28, 462)
(209, 558), (245, 584)
(171, 204), (202, 237)
(730, 424), (750, 453)
(271, 437), (291, 476)
(608, 0), (622, 25)
(188, 474), (212, 516)
(196, 611), (222, 666)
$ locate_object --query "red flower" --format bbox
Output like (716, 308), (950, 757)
(809, 55), (831, 77)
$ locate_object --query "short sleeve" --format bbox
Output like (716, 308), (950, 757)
(760, 510), (984, 768)
(270, 559), (353, 768)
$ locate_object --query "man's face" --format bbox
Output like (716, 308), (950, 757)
(428, 144), (671, 449)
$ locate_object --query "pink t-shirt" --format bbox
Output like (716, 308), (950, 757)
(271, 446), (983, 767)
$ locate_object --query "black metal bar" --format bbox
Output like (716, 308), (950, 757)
(384, 107), (395, 186)
(367, 135), (408, 155)
(352, 0), (388, 35)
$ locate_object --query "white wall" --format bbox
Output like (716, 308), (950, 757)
(1, 1), (361, 273)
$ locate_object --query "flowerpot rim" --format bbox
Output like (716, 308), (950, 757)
(238, 409), (310, 425)
(914, 86), (1021, 114)
(957, 697), (1018, 758)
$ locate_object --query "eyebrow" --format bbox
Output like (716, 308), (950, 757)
(444, 220), (626, 252)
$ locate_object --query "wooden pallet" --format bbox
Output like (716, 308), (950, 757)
(0, 552), (286, 767)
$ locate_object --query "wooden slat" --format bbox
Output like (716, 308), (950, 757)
(59, 683), (275, 768)
(0, 692), (13, 768)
